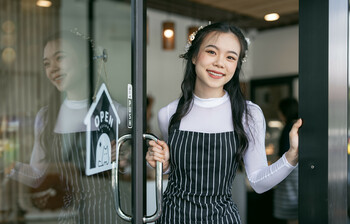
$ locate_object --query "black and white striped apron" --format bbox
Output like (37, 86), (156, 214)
(157, 121), (241, 224)
(51, 132), (130, 224)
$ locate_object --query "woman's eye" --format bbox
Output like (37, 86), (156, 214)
(57, 54), (66, 61)
(227, 56), (237, 61)
(206, 50), (216, 55)
(43, 62), (50, 68)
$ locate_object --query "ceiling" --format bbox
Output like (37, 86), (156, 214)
(147, 0), (299, 31)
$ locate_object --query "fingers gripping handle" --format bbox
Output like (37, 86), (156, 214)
(112, 133), (163, 223)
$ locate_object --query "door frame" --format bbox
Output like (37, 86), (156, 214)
(299, 0), (348, 223)
(131, 0), (147, 223)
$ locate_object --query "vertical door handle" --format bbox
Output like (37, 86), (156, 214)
(112, 133), (163, 223)
(112, 134), (132, 222)
(142, 134), (163, 223)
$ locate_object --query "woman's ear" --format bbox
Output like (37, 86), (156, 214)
(192, 57), (196, 65)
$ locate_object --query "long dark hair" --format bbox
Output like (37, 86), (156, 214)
(169, 22), (249, 162)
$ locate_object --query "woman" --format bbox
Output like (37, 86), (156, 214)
(146, 22), (302, 223)
(7, 31), (129, 223)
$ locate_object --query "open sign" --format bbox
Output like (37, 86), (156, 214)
(84, 83), (120, 176)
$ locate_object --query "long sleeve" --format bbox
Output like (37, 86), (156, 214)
(8, 108), (48, 188)
(243, 103), (297, 194)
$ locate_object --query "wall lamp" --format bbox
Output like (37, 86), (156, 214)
(162, 21), (175, 50)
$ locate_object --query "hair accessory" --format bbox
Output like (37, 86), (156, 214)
(69, 28), (111, 101)
(242, 51), (248, 63)
(184, 26), (203, 53)
(184, 21), (211, 53)
(241, 38), (250, 63)
(70, 28), (108, 62)
(70, 28), (95, 49)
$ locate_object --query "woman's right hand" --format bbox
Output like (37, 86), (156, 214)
(146, 140), (170, 172)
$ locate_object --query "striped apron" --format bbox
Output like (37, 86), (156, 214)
(156, 121), (241, 224)
(51, 132), (130, 224)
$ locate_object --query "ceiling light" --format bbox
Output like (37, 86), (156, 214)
(36, 0), (52, 8)
(264, 13), (280, 22)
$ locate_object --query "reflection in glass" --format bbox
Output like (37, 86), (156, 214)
(0, 0), (132, 223)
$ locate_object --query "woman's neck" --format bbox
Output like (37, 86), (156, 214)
(194, 87), (225, 99)
(66, 88), (88, 101)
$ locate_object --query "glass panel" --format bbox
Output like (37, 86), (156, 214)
(0, 0), (132, 223)
(249, 77), (299, 223)
(348, 7), (350, 222)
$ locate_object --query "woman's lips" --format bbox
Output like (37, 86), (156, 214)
(52, 74), (65, 81)
(207, 70), (224, 79)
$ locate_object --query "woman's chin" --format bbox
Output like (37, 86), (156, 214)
(54, 83), (66, 92)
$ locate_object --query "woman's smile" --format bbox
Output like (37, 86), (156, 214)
(52, 73), (65, 81)
(207, 69), (225, 79)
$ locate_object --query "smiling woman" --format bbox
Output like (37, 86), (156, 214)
(145, 22), (302, 224)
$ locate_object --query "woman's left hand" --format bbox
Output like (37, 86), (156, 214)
(285, 118), (303, 166)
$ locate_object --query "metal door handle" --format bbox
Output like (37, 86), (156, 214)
(142, 133), (163, 223)
(112, 133), (163, 223)
(112, 134), (132, 222)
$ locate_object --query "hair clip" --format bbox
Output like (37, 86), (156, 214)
(241, 50), (249, 63)
(241, 38), (250, 63)
(184, 21), (211, 53)
(69, 28), (109, 62)
(70, 28), (95, 49)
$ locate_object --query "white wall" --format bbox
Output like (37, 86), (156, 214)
(249, 25), (299, 78)
(146, 8), (299, 137)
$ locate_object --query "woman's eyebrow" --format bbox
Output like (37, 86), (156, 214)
(205, 44), (238, 56)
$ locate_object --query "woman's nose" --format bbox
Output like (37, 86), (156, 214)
(49, 61), (60, 74)
(214, 57), (224, 68)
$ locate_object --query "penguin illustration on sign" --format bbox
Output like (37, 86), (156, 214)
(96, 133), (111, 167)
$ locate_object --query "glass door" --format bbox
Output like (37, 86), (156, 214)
(0, 0), (154, 223)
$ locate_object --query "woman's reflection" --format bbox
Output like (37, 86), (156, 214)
(5, 31), (129, 223)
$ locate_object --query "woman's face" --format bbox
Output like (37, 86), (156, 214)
(43, 39), (84, 92)
(192, 31), (241, 98)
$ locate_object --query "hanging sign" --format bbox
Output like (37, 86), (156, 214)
(84, 83), (120, 176)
